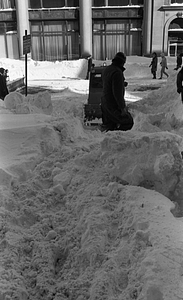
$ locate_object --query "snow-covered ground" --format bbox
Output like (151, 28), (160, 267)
(0, 56), (183, 300)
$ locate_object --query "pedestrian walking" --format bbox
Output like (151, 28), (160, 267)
(149, 52), (158, 79)
(159, 53), (169, 79)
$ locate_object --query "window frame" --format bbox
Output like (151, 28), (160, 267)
(29, 0), (79, 9)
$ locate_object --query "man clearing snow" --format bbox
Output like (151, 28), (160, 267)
(100, 52), (133, 132)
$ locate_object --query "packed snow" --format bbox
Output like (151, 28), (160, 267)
(0, 55), (183, 300)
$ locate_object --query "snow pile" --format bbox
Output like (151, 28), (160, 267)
(101, 130), (182, 200)
(130, 72), (183, 132)
(4, 91), (53, 115)
(0, 58), (88, 81)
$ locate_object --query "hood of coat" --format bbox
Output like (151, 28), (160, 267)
(112, 52), (126, 67)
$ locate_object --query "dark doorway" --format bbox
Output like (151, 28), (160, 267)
(168, 17), (183, 56)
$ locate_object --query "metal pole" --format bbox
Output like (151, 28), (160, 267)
(25, 30), (27, 96)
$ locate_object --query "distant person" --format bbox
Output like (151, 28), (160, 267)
(159, 53), (169, 79)
(176, 66), (183, 103)
(149, 52), (158, 79)
(86, 55), (92, 80)
(0, 67), (9, 100)
(100, 52), (133, 132)
(174, 53), (183, 70)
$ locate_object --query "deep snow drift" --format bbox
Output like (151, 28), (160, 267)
(0, 56), (183, 300)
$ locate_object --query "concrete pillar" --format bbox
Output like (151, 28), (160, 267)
(15, 0), (30, 58)
(143, 0), (153, 56)
(79, 0), (92, 58)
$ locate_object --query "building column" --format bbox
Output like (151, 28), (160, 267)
(143, 0), (153, 56)
(79, 0), (92, 58)
(15, 0), (30, 58)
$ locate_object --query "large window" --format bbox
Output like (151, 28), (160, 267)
(0, 22), (19, 58)
(93, 19), (142, 59)
(0, 0), (15, 9)
(29, 0), (79, 8)
(30, 20), (79, 61)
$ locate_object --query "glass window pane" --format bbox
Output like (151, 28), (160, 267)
(171, 0), (183, 3)
(10, 0), (15, 8)
(0, 22), (17, 34)
(43, 0), (65, 8)
(29, 0), (41, 8)
(44, 21), (64, 32)
(6, 22), (17, 32)
(92, 0), (105, 6)
(31, 35), (44, 61)
(131, 0), (144, 4)
(31, 21), (42, 32)
(67, 0), (79, 6)
(67, 20), (78, 31)
(67, 21), (79, 59)
(108, 0), (129, 5)
(0, 0), (15, 9)
(0, 23), (5, 34)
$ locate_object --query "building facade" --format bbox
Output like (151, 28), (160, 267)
(0, 0), (183, 61)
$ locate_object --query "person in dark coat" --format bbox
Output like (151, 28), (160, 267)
(174, 53), (183, 70)
(149, 52), (158, 79)
(100, 52), (133, 131)
(0, 67), (9, 100)
(176, 66), (183, 103)
(159, 52), (169, 79)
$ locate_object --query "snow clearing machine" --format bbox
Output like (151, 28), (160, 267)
(84, 65), (106, 126)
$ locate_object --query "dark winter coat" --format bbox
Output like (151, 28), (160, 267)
(177, 55), (182, 68)
(177, 67), (183, 93)
(0, 74), (8, 100)
(150, 56), (158, 72)
(101, 62), (126, 111)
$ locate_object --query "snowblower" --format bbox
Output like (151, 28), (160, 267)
(84, 66), (106, 125)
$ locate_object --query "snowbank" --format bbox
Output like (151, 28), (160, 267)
(0, 58), (88, 81)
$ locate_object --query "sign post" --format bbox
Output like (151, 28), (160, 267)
(23, 30), (31, 96)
